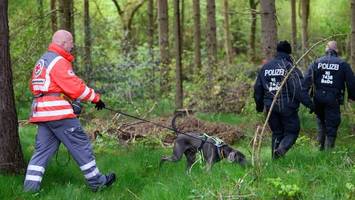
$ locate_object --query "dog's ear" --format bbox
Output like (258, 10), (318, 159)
(227, 151), (236, 163)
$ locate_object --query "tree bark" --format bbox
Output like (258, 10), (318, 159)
(351, 0), (355, 70)
(84, 0), (92, 84)
(174, 0), (183, 109)
(157, 0), (170, 94)
(50, 0), (58, 33)
(291, 0), (297, 55)
(206, 0), (217, 89)
(301, 0), (309, 67)
(148, 0), (154, 57)
(59, 0), (74, 32)
(249, 0), (258, 62)
(0, 0), (25, 174)
(223, 0), (233, 65)
(260, 0), (277, 60)
(193, 0), (201, 72)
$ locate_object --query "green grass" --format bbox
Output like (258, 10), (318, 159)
(1, 112), (354, 200)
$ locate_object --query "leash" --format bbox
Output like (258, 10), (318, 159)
(104, 107), (221, 147)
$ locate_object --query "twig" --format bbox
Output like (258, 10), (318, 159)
(126, 188), (141, 200)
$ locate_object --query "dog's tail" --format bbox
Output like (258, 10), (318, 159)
(171, 112), (183, 133)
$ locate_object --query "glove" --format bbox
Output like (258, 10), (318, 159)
(94, 100), (105, 110)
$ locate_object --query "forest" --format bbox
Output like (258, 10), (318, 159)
(0, 0), (354, 199)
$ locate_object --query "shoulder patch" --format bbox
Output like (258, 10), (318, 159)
(34, 59), (45, 78)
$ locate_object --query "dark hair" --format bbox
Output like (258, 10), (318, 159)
(277, 40), (292, 54)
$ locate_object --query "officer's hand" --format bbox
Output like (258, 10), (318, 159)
(94, 100), (105, 110)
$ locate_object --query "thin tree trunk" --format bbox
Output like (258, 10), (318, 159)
(223, 0), (232, 65)
(291, 0), (297, 55)
(193, 0), (201, 72)
(0, 0), (25, 174)
(249, 0), (258, 62)
(84, 0), (92, 85)
(157, 0), (170, 94)
(206, 0), (217, 90)
(260, 0), (277, 60)
(59, 0), (74, 32)
(148, 0), (156, 98)
(181, 0), (184, 47)
(174, 0), (183, 109)
(301, 0), (309, 67)
(351, 0), (355, 70)
(50, 0), (58, 33)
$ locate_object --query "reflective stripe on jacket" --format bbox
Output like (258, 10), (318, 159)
(29, 43), (100, 122)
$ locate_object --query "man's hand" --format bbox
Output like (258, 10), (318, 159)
(94, 100), (105, 110)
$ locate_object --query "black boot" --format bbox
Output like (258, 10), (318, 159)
(92, 173), (116, 192)
(273, 147), (286, 159)
(317, 132), (326, 151)
(324, 136), (336, 150)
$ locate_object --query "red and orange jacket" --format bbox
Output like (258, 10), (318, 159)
(29, 43), (100, 122)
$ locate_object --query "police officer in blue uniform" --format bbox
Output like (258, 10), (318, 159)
(303, 41), (355, 150)
(254, 41), (314, 159)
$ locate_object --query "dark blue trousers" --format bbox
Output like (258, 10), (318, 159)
(268, 107), (300, 157)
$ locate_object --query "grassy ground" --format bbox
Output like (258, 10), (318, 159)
(1, 111), (354, 200)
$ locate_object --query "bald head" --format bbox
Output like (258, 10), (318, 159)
(326, 41), (338, 53)
(52, 30), (73, 53)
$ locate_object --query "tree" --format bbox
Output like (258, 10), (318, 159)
(112, 0), (145, 55)
(249, 0), (259, 62)
(157, 0), (170, 94)
(260, 0), (277, 60)
(50, 0), (58, 33)
(147, 0), (154, 58)
(223, 0), (233, 65)
(206, 0), (217, 89)
(351, 0), (355, 71)
(174, 0), (183, 109)
(83, 0), (92, 84)
(291, 0), (297, 55)
(193, 0), (201, 72)
(0, 0), (25, 174)
(59, 0), (74, 33)
(300, 0), (310, 66)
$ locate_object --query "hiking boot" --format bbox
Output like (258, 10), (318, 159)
(92, 173), (116, 192)
(324, 136), (336, 150)
(273, 147), (286, 159)
(104, 173), (116, 187)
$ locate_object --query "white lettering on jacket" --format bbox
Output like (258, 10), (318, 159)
(317, 63), (339, 70)
(264, 69), (285, 76)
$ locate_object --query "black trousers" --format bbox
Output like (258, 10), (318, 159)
(315, 100), (341, 139)
(268, 107), (300, 156)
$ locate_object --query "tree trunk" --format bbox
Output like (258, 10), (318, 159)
(174, 0), (183, 109)
(249, 0), (258, 62)
(148, 0), (154, 58)
(0, 0), (25, 174)
(148, 0), (156, 98)
(59, 0), (74, 32)
(193, 0), (201, 72)
(157, 0), (170, 94)
(291, 0), (297, 55)
(223, 0), (232, 65)
(50, 0), (58, 33)
(260, 0), (277, 60)
(351, 0), (355, 71)
(301, 0), (309, 67)
(84, 0), (92, 85)
(180, 0), (184, 47)
(206, 0), (217, 89)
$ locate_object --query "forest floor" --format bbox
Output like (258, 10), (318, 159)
(1, 112), (354, 200)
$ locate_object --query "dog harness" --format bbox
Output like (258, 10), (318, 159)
(198, 133), (227, 160)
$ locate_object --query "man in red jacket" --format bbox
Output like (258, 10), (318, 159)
(24, 30), (115, 192)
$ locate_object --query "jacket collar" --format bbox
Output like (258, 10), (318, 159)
(275, 52), (293, 64)
(326, 49), (338, 57)
(48, 43), (74, 62)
